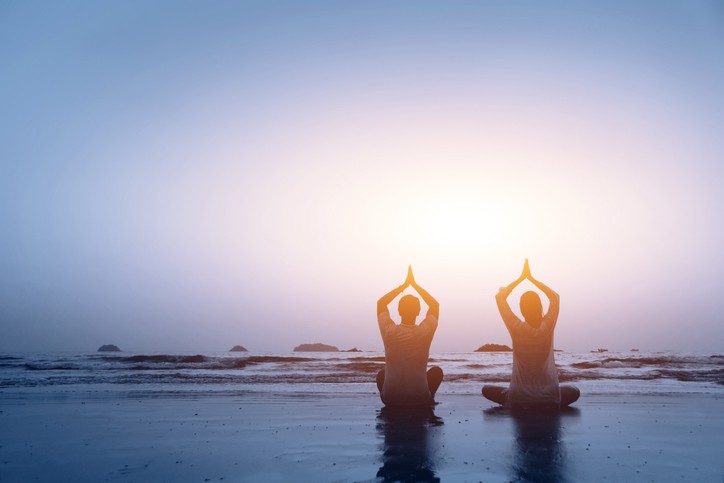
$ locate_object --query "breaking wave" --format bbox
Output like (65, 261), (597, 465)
(1, 352), (722, 388)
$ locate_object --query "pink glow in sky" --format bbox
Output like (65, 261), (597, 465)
(1, 2), (723, 353)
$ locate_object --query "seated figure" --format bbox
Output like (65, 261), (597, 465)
(483, 260), (580, 408)
(376, 266), (443, 407)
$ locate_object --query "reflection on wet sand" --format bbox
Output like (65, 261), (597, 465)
(376, 406), (444, 482)
(484, 406), (580, 483)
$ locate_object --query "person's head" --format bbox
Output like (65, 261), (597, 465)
(398, 294), (421, 324)
(520, 291), (543, 327)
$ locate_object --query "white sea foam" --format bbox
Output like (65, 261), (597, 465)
(0, 351), (721, 396)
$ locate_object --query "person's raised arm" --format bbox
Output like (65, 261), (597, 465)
(495, 261), (527, 330)
(377, 284), (406, 315)
(528, 274), (560, 321)
(376, 267), (413, 315)
(408, 266), (439, 319)
(521, 258), (560, 318)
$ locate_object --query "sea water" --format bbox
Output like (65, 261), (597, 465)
(1, 351), (721, 398)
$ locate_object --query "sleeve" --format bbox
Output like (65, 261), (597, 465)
(496, 293), (523, 335)
(538, 295), (560, 335)
(419, 313), (438, 337)
(378, 311), (394, 337)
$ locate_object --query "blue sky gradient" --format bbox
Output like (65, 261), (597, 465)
(1, 1), (723, 352)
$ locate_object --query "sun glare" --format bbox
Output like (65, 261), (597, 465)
(390, 190), (518, 263)
(428, 203), (492, 247)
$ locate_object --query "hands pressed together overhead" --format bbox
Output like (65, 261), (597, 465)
(522, 258), (531, 280)
(377, 265), (440, 319)
(403, 265), (416, 290)
(497, 258), (559, 313)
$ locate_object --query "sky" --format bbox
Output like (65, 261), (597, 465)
(1, 1), (723, 354)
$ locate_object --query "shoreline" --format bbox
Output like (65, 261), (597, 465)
(1, 389), (722, 482)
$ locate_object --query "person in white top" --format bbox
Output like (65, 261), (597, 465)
(376, 266), (443, 407)
(483, 259), (580, 408)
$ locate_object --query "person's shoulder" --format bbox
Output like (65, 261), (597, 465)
(378, 312), (396, 333)
(378, 311), (394, 323)
(539, 312), (558, 334)
(503, 315), (524, 335)
(424, 313), (438, 323)
(420, 313), (438, 329)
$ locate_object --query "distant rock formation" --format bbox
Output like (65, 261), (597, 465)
(97, 344), (121, 352)
(474, 343), (512, 352)
(343, 347), (362, 352)
(293, 343), (339, 352)
(229, 345), (247, 352)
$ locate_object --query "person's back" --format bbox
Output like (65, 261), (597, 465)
(504, 293), (560, 407)
(376, 266), (443, 407)
(378, 310), (437, 405)
(483, 260), (579, 408)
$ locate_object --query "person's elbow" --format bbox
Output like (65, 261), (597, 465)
(376, 301), (387, 315)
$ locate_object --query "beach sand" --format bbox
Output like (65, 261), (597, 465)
(0, 388), (722, 482)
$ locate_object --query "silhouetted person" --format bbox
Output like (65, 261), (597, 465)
(377, 266), (443, 406)
(483, 260), (580, 408)
(376, 405), (443, 482)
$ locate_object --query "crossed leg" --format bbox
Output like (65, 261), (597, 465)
(560, 385), (580, 407)
(482, 385), (508, 405)
(483, 384), (580, 408)
(426, 366), (443, 398)
(377, 366), (444, 400)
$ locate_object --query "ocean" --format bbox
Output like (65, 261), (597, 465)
(1, 351), (722, 397)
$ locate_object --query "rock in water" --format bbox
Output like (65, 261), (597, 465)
(229, 345), (248, 352)
(97, 344), (121, 352)
(293, 343), (339, 352)
(474, 343), (512, 352)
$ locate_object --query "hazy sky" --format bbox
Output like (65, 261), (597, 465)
(1, 1), (723, 353)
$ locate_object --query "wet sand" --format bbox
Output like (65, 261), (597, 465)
(0, 389), (722, 482)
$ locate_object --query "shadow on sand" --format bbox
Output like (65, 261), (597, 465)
(484, 406), (581, 483)
(376, 405), (444, 482)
